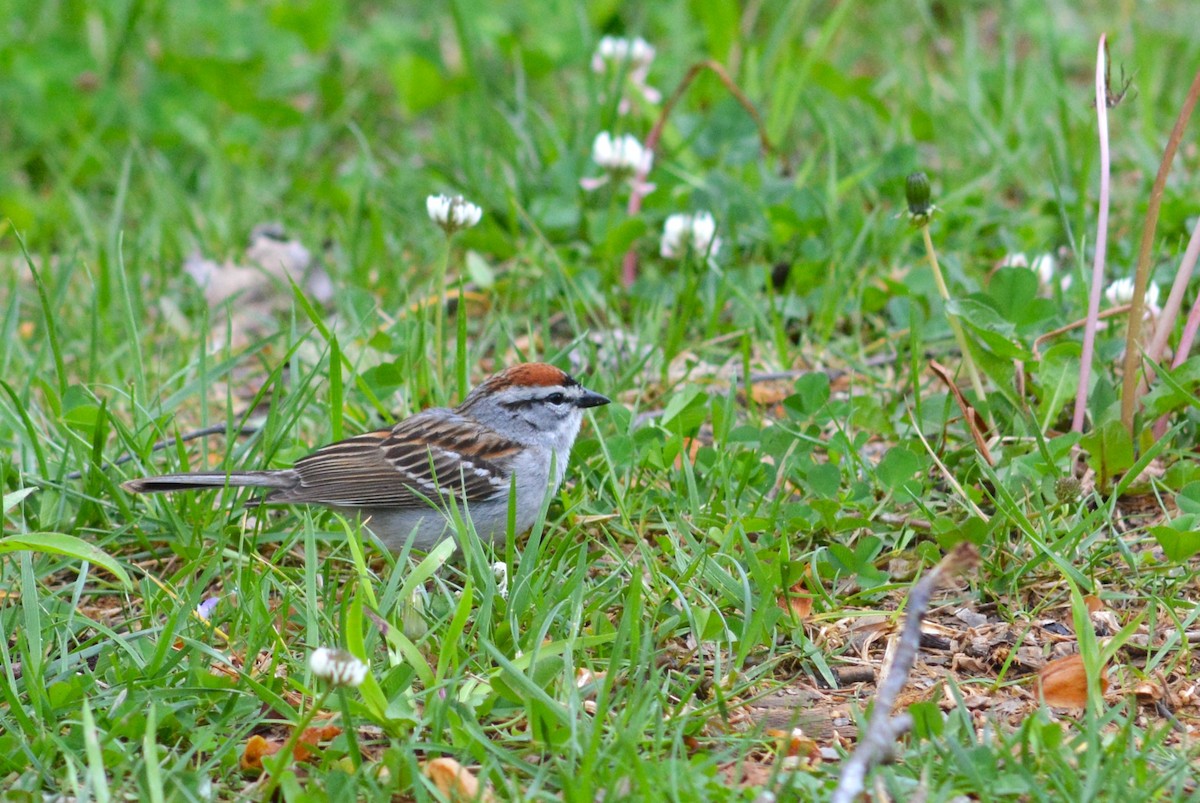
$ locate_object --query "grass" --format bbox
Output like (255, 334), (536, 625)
(3, 0), (1200, 799)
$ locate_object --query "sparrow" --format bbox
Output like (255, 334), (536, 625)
(122, 363), (610, 551)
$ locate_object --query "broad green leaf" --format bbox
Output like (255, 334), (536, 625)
(1175, 482), (1200, 516)
(0, 532), (132, 588)
(946, 298), (1032, 360)
(1150, 517), (1200, 562)
(1034, 342), (1080, 430)
(1079, 419), (1135, 483)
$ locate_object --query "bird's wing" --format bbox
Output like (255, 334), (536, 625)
(264, 410), (522, 509)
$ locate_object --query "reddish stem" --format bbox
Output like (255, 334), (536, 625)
(1073, 35), (1111, 434)
(620, 59), (774, 287)
(1120, 64), (1200, 432)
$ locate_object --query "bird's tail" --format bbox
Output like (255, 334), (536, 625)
(122, 471), (294, 495)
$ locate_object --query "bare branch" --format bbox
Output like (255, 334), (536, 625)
(831, 544), (980, 803)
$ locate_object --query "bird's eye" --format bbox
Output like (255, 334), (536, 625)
(546, 392), (566, 405)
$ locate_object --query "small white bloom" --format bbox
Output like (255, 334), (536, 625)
(491, 561), (509, 600)
(660, 211), (721, 260)
(582, 132), (655, 193)
(1105, 278), (1161, 314)
(1146, 281), (1161, 312)
(592, 36), (656, 71)
(309, 647), (368, 688)
(1104, 273), (1132, 302)
(1104, 277), (1135, 305)
(426, 194), (482, 235)
(999, 252), (1028, 268)
(591, 36), (660, 111)
(590, 132), (653, 175)
(1030, 253), (1056, 285)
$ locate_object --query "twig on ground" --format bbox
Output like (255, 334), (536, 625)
(1033, 303), (1130, 361)
(831, 544), (980, 803)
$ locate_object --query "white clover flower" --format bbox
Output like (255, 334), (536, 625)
(1104, 277), (1135, 305)
(1030, 253), (1056, 286)
(591, 132), (653, 174)
(592, 36), (656, 71)
(999, 252), (1029, 268)
(1146, 281), (1162, 313)
(660, 211), (721, 260)
(309, 647), (368, 688)
(581, 132), (655, 193)
(492, 561), (509, 600)
(1105, 278), (1161, 314)
(591, 36), (660, 112)
(426, 194), (482, 235)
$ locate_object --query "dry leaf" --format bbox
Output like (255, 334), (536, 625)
(778, 579), (814, 621)
(423, 758), (496, 802)
(929, 360), (994, 466)
(295, 724), (343, 761)
(241, 735), (282, 771)
(576, 668), (606, 689)
(749, 381), (790, 406)
(1038, 654), (1108, 708)
(239, 724), (343, 772)
(1133, 682), (1162, 705)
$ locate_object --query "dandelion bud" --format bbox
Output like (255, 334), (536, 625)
(905, 172), (935, 227)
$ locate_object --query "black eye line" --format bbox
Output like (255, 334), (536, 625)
(500, 389), (574, 410)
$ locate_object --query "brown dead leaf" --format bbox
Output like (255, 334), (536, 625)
(748, 380), (790, 406)
(1038, 654), (1108, 708)
(770, 726), (822, 764)
(576, 667), (606, 689)
(778, 578), (813, 621)
(239, 724), (342, 772)
(241, 735), (282, 772)
(294, 724), (343, 761)
(929, 359), (994, 465)
(423, 758), (496, 802)
(1133, 681), (1162, 705)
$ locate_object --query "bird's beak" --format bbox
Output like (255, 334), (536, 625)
(576, 389), (611, 409)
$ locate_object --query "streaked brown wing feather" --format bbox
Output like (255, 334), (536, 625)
(264, 411), (521, 508)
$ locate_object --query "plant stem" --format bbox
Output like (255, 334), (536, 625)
(433, 237), (451, 382)
(1143, 212), (1200, 390)
(1120, 64), (1200, 432)
(920, 225), (987, 409)
(1074, 34), (1111, 434)
(620, 59), (774, 287)
(339, 688), (363, 770)
(456, 274), (469, 401)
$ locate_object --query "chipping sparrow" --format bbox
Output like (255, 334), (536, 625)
(122, 363), (610, 551)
